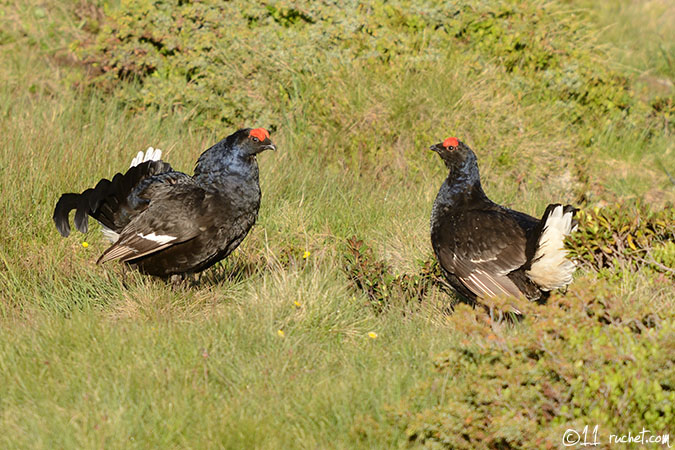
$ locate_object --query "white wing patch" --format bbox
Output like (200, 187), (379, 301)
(137, 232), (176, 244)
(470, 256), (497, 264)
(130, 147), (163, 168)
(526, 205), (577, 290)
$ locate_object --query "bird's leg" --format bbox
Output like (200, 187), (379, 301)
(191, 272), (202, 286)
(122, 264), (128, 288)
(495, 308), (504, 324)
(170, 274), (184, 291)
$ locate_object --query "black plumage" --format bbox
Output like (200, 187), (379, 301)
(53, 128), (275, 277)
(429, 137), (578, 306)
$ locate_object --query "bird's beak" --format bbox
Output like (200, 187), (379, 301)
(256, 142), (277, 153)
(429, 145), (439, 152)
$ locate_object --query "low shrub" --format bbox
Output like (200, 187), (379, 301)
(343, 236), (448, 312)
(567, 201), (675, 277)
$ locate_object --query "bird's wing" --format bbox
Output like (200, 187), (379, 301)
(434, 209), (528, 299)
(96, 183), (208, 264)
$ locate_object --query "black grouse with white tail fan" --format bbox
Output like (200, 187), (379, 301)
(53, 128), (276, 277)
(429, 137), (577, 305)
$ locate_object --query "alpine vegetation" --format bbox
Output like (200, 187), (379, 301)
(53, 128), (276, 277)
(429, 137), (578, 309)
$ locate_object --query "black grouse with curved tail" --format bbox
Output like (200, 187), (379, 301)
(53, 128), (276, 277)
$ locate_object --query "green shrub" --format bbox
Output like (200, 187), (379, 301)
(78, 0), (638, 133)
(392, 304), (674, 448)
(567, 201), (675, 276)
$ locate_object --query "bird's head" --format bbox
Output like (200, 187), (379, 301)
(429, 137), (477, 171)
(232, 128), (276, 157)
(194, 127), (276, 179)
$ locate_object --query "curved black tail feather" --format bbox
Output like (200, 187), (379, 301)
(53, 160), (172, 237)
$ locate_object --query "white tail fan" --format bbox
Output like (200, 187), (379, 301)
(526, 205), (577, 291)
(129, 147), (162, 168)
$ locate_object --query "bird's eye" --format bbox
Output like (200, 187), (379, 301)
(448, 146), (454, 150)
(251, 136), (260, 143)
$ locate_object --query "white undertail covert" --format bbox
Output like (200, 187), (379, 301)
(526, 205), (577, 290)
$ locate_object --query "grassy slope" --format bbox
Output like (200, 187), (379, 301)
(0, 0), (673, 448)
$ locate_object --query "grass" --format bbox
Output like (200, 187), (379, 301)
(0, 0), (673, 448)
(0, 301), (457, 448)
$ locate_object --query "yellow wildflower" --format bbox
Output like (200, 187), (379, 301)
(294, 301), (302, 308)
(626, 234), (637, 251)
(303, 250), (311, 259)
(368, 332), (378, 339)
(277, 329), (285, 337)
(82, 242), (89, 248)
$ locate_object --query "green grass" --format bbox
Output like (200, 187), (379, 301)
(0, 0), (673, 448)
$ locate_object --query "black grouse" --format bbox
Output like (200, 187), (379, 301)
(53, 128), (276, 277)
(429, 137), (577, 306)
